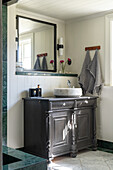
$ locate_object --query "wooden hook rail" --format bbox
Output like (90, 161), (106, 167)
(37, 53), (47, 57)
(85, 46), (101, 51)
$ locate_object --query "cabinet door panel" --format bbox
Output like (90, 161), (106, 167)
(53, 117), (68, 146)
(77, 113), (90, 140)
(77, 109), (93, 149)
(50, 110), (72, 156)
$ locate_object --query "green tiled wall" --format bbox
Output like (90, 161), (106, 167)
(2, 5), (7, 145)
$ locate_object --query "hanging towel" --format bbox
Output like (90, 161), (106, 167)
(42, 56), (48, 70)
(34, 57), (41, 70)
(87, 50), (102, 95)
(78, 50), (91, 94)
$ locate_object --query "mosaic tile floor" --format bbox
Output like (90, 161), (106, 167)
(48, 150), (113, 170)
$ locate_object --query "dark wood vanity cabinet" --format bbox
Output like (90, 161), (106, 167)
(23, 97), (97, 160)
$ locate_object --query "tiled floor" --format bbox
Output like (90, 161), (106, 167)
(48, 150), (113, 170)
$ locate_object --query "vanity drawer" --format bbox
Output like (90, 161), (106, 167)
(50, 100), (75, 110)
(75, 99), (96, 108)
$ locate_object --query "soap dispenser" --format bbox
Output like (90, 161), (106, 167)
(36, 84), (42, 97)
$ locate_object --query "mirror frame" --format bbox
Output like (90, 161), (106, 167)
(16, 15), (57, 72)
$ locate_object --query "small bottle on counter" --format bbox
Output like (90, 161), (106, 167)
(29, 88), (37, 97)
(36, 84), (42, 97)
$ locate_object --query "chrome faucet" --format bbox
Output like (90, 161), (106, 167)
(67, 80), (71, 88)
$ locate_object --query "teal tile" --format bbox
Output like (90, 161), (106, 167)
(97, 140), (113, 150)
(2, 94), (7, 112)
(7, 150), (36, 160)
(3, 47), (7, 62)
(2, 5), (7, 16)
(20, 163), (47, 170)
(2, 5), (7, 62)
(3, 86), (7, 94)
(3, 157), (47, 170)
(2, 37), (7, 62)
(16, 71), (78, 77)
(2, 4), (7, 145)
(3, 145), (13, 154)
(2, 136), (7, 146)
(98, 147), (113, 154)
(3, 62), (7, 76)
(3, 146), (47, 170)
(97, 140), (113, 155)
(3, 75), (7, 87)
(2, 112), (7, 145)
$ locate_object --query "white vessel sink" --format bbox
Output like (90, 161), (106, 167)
(54, 88), (82, 97)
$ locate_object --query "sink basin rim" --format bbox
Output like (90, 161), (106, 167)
(54, 88), (82, 97)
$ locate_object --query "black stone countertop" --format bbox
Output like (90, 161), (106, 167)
(23, 96), (98, 101)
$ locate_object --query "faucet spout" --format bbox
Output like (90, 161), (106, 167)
(67, 80), (71, 88)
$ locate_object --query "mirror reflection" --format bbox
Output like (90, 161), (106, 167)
(16, 16), (56, 72)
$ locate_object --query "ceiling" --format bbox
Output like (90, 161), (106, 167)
(16, 0), (113, 20)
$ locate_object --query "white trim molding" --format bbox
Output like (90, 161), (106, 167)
(105, 13), (113, 86)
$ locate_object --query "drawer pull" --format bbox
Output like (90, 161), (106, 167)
(63, 103), (66, 106)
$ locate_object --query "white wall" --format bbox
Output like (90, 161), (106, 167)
(7, 5), (77, 148)
(66, 16), (113, 142)
(65, 17), (105, 77)
(97, 86), (113, 142)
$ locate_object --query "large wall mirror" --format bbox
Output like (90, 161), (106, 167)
(16, 15), (57, 72)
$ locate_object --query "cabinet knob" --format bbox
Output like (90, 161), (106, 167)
(63, 103), (66, 106)
(85, 100), (88, 104)
(75, 124), (77, 128)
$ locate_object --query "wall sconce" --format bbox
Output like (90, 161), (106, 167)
(57, 37), (64, 56)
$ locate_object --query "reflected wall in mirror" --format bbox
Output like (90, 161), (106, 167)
(16, 15), (57, 72)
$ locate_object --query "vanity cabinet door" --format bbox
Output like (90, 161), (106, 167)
(76, 108), (93, 150)
(50, 110), (72, 157)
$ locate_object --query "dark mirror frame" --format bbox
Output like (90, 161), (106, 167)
(16, 15), (57, 72)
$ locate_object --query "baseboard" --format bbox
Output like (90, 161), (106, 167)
(97, 139), (113, 153)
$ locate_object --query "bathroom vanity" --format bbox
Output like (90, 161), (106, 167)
(23, 96), (97, 160)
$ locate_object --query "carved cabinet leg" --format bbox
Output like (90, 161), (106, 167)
(92, 108), (97, 151)
(71, 128), (77, 158)
(71, 112), (78, 157)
